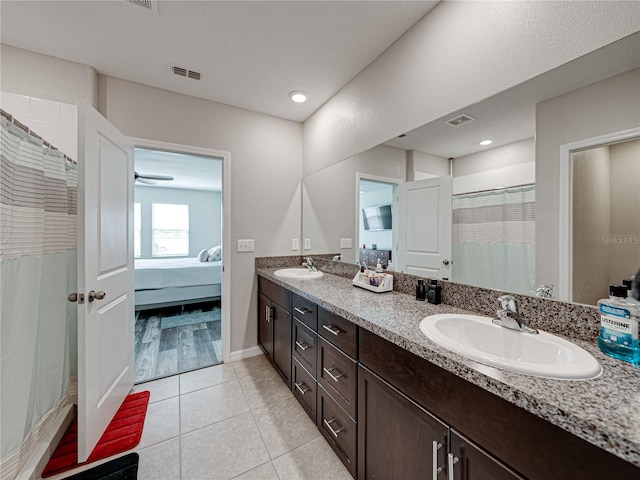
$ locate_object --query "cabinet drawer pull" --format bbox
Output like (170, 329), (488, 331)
(322, 324), (341, 336)
(432, 441), (443, 480)
(295, 340), (311, 351)
(294, 382), (310, 395)
(447, 453), (459, 480)
(323, 367), (344, 382)
(323, 418), (344, 438)
(294, 307), (312, 316)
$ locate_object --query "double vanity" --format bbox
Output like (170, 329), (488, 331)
(256, 259), (640, 479)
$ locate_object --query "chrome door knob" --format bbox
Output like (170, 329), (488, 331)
(442, 259), (450, 266)
(67, 292), (85, 304)
(88, 290), (106, 302)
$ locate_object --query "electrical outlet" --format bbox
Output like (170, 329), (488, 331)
(237, 239), (255, 252)
(304, 238), (311, 250)
(340, 238), (352, 249)
(292, 238), (299, 250)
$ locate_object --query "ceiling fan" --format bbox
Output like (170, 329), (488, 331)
(134, 171), (174, 185)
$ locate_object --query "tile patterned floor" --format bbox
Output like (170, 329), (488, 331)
(40, 355), (351, 480)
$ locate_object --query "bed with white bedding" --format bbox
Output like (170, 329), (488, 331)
(134, 257), (222, 310)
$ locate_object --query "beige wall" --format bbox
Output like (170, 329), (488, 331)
(572, 147), (611, 305)
(536, 68), (640, 291)
(0, 44), (97, 107)
(99, 76), (302, 354)
(609, 140), (640, 285)
(303, 1), (639, 176)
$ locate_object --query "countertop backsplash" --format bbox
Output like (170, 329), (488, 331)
(256, 255), (601, 343)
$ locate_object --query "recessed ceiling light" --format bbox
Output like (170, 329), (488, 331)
(480, 139), (493, 146)
(289, 91), (308, 103)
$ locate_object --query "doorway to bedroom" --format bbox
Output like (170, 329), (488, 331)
(133, 147), (224, 383)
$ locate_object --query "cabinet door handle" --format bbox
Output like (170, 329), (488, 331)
(323, 367), (344, 382)
(295, 340), (311, 351)
(322, 324), (341, 336)
(433, 441), (444, 480)
(294, 307), (312, 316)
(294, 382), (310, 395)
(323, 418), (344, 438)
(447, 453), (459, 480)
(265, 305), (271, 323)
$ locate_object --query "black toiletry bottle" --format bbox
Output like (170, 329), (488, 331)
(416, 279), (426, 301)
(427, 279), (442, 305)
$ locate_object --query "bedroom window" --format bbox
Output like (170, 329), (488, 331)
(152, 203), (189, 257)
(134, 202), (141, 258)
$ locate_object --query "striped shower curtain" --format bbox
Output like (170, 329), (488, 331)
(0, 112), (77, 478)
(452, 185), (536, 295)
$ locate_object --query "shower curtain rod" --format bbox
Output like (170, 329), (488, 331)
(453, 182), (535, 197)
(1, 107), (76, 164)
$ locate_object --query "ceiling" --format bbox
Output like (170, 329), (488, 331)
(135, 147), (222, 191)
(384, 32), (640, 159)
(0, 0), (438, 122)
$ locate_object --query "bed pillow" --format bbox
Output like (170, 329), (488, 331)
(198, 249), (209, 262)
(208, 245), (222, 262)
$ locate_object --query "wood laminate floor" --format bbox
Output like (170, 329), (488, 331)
(135, 301), (222, 383)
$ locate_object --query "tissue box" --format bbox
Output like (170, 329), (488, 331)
(352, 271), (393, 293)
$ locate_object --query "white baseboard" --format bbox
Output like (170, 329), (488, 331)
(230, 346), (263, 362)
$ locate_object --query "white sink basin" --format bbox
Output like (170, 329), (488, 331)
(274, 268), (324, 280)
(419, 314), (602, 380)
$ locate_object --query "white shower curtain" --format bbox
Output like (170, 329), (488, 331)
(0, 112), (77, 478)
(452, 185), (535, 295)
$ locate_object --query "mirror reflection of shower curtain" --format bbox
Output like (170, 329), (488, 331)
(0, 112), (77, 476)
(452, 185), (535, 295)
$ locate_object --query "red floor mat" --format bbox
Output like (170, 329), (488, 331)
(42, 391), (150, 478)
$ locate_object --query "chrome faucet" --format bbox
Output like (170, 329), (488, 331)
(535, 284), (554, 298)
(302, 257), (317, 272)
(493, 295), (538, 334)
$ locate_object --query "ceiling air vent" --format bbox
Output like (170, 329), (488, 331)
(126, 0), (153, 11)
(446, 114), (475, 127)
(172, 66), (187, 77)
(172, 66), (201, 80)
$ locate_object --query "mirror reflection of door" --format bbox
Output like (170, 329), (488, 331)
(358, 179), (396, 269)
(572, 138), (640, 305)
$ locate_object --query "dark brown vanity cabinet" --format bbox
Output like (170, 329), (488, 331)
(449, 431), (524, 480)
(358, 366), (449, 479)
(258, 278), (292, 386)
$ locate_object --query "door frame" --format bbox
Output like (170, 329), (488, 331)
(558, 127), (640, 302)
(354, 173), (403, 259)
(127, 136), (232, 363)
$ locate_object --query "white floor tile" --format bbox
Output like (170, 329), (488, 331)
(132, 375), (180, 403)
(181, 412), (270, 480)
(180, 379), (249, 434)
(230, 461), (280, 480)
(272, 437), (352, 480)
(136, 437), (181, 480)
(180, 362), (237, 394)
(138, 396), (180, 449)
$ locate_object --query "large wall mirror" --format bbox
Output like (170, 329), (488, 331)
(302, 33), (640, 306)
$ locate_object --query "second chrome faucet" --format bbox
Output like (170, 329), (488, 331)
(493, 295), (538, 334)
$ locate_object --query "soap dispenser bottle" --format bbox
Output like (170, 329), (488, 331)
(597, 285), (640, 366)
(416, 279), (426, 301)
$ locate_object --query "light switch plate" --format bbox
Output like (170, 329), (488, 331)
(304, 238), (311, 250)
(292, 238), (299, 250)
(340, 238), (352, 249)
(237, 239), (255, 252)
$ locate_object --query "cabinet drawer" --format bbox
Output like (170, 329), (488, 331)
(318, 338), (357, 420)
(318, 307), (358, 359)
(258, 277), (292, 313)
(292, 357), (317, 423)
(318, 386), (357, 478)
(292, 294), (317, 330)
(292, 319), (317, 376)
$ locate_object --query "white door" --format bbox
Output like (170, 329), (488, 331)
(76, 103), (135, 462)
(395, 176), (452, 279)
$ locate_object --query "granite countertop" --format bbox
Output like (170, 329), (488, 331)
(257, 268), (640, 468)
